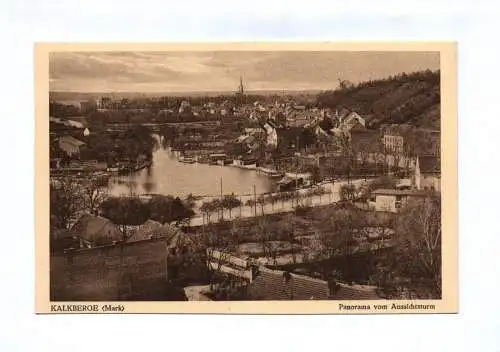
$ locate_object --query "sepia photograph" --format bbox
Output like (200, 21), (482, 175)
(35, 43), (457, 313)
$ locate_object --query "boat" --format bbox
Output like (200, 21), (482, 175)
(269, 172), (284, 179)
(242, 158), (257, 165)
(179, 156), (195, 163)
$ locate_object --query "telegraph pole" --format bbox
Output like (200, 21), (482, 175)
(220, 177), (223, 221)
(253, 185), (257, 216)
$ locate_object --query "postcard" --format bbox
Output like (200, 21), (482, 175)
(35, 42), (457, 314)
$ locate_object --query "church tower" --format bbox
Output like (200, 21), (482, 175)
(238, 76), (244, 95)
(236, 75), (245, 106)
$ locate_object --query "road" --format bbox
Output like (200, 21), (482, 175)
(188, 178), (368, 226)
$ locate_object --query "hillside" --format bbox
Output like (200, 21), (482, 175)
(316, 70), (440, 130)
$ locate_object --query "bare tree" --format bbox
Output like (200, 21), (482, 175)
(392, 195), (442, 298)
(204, 222), (238, 291)
(50, 178), (83, 230)
(256, 195), (266, 215)
(81, 178), (108, 216)
(317, 209), (363, 281)
(338, 132), (355, 183)
(200, 201), (215, 224)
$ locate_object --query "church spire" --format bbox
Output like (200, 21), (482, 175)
(239, 76), (244, 95)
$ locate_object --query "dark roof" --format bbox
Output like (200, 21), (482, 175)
(126, 220), (163, 243)
(70, 214), (122, 244)
(418, 155), (441, 174)
(247, 268), (330, 300)
(330, 283), (381, 300)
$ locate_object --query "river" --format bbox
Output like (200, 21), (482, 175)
(107, 135), (275, 198)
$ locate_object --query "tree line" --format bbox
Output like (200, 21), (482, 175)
(50, 178), (195, 237)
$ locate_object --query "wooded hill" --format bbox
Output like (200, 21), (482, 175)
(316, 70), (440, 130)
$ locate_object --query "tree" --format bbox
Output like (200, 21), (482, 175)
(339, 183), (357, 201)
(245, 199), (256, 216)
(389, 195), (442, 298)
(211, 199), (223, 221)
(50, 178), (83, 230)
(100, 197), (150, 237)
(222, 194), (242, 219)
(200, 201), (215, 224)
(149, 195), (195, 225)
(338, 132), (355, 182)
(318, 209), (364, 281)
(306, 165), (322, 184)
(203, 221), (239, 291)
(275, 214), (296, 263)
(256, 195), (266, 215)
(81, 177), (108, 216)
(185, 193), (198, 210)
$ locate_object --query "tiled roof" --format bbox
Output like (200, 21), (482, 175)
(70, 214), (121, 244)
(331, 283), (381, 300)
(126, 220), (163, 243)
(246, 267), (383, 301)
(247, 268), (330, 300)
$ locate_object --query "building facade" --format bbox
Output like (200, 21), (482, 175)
(58, 136), (86, 157)
(368, 189), (428, 213)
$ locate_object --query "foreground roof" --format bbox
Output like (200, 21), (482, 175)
(246, 267), (382, 300)
(247, 267), (330, 300)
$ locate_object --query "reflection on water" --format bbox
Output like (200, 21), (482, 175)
(107, 135), (274, 198)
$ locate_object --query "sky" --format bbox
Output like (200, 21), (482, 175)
(49, 51), (440, 93)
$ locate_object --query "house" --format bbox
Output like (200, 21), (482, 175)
(50, 236), (187, 301)
(244, 127), (266, 137)
(333, 106), (351, 123)
(415, 155), (441, 192)
(381, 124), (413, 154)
(368, 188), (430, 213)
(80, 99), (97, 114)
(350, 124), (381, 153)
(383, 134), (404, 154)
(58, 136), (86, 157)
(178, 100), (191, 114)
(70, 214), (123, 247)
(262, 121), (278, 149)
(343, 111), (366, 129)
